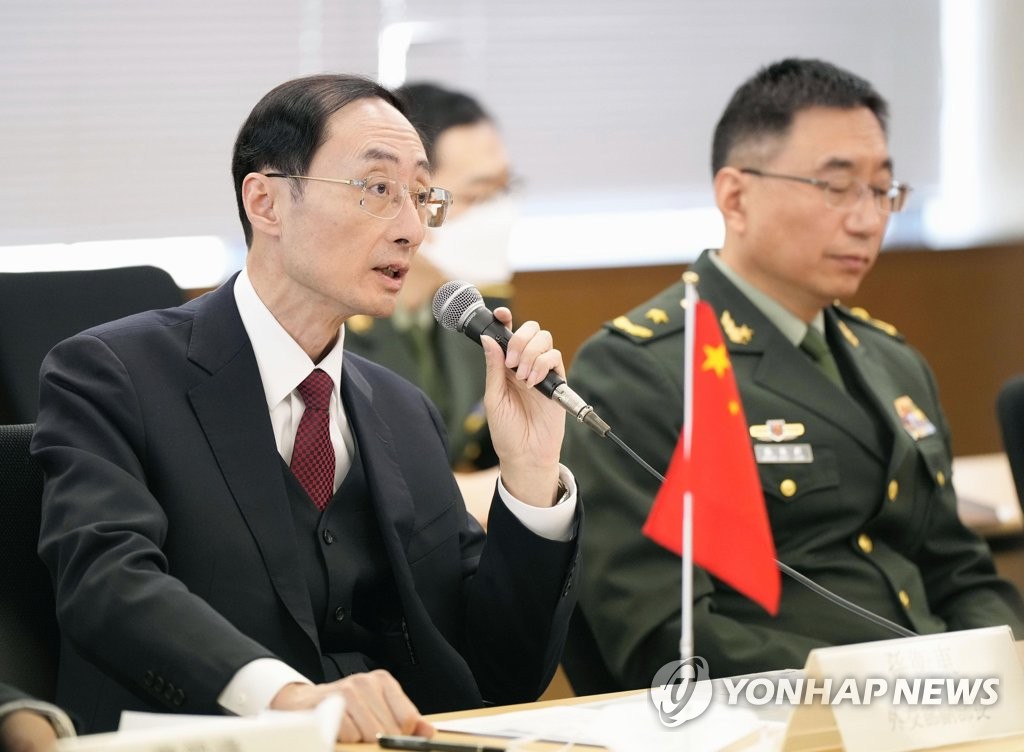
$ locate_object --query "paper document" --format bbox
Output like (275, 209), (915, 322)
(437, 688), (783, 752)
(55, 694), (344, 752)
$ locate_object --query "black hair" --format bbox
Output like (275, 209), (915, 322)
(394, 82), (491, 165)
(232, 74), (404, 246)
(711, 58), (889, 175)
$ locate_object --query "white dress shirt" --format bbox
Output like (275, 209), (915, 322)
(218, 269), (577, 715)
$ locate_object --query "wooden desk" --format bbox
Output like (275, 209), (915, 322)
(335, 689), (639, 751)
(337, 644), (1024, 751)
(953, 453), (1023, 538)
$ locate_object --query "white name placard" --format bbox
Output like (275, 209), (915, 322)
(782, 626), (1024, 752)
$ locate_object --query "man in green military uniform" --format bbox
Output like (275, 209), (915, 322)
(563, 58), (1024, 689)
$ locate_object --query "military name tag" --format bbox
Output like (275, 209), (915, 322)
(755, 443), (813, 463)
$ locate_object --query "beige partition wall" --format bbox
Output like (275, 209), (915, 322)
(512, 244), (1024, 457)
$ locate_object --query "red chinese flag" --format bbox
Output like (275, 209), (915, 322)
(642, 299), (780, 615)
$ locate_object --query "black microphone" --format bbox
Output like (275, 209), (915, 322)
(432, 280), (610, 436)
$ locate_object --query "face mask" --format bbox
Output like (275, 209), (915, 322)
(419, 194), (520, 286)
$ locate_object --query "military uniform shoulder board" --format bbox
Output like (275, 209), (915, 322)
(837, 304), (904, 341)
(606, 282), (688, 344)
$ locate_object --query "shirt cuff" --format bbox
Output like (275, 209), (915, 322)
(217, 658), (313, 716)
(497, 463), (578, 542)
(0, 699), (76, 738)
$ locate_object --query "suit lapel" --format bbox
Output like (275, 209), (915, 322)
(339, 356), (482, 706)
(339, 357), (416, 555)
(694, 254), (885, 461)
(185, 279), (320, 647)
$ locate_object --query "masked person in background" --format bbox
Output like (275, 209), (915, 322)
(345, 83), (518, 525)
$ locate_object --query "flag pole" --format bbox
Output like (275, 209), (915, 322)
(680, 270), (699, 665)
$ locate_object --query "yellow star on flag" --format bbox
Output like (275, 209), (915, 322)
(701, 344), (731, 378)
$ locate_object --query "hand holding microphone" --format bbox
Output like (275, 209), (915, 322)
(432, 281), (569, 505)
(432, 281), (610, 507)
(432, 281), (610, 436)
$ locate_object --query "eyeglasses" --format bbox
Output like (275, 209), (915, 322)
(739, 168), (912, 214)
(264, 173), (454, 227)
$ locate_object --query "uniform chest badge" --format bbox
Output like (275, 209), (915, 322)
(893, 395), (937, 440)
(749, 419), (806, 442)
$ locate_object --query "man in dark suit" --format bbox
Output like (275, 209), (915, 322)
(0, 682), (74, 750)
(33, 75), (579, 742)
(563, 58), (1024, 689)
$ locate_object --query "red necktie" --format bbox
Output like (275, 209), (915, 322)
(290, 369), (336, 511)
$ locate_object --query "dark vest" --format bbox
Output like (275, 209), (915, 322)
(283, 436), (413, 682)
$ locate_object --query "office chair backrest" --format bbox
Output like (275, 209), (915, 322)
(0, 423), (59, 701)
(0, 266), (184, 423)
(997, 375), (1024, 510)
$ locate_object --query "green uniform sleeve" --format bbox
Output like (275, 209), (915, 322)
(905, 355), (1024, 635)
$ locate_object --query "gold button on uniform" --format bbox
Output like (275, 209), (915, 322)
(936, 470), (946, 487)
(887, 479), (899, 501)
(779, 479), (797, 498)
(899, 590), (911, 608)
(857, 533), (873, 554)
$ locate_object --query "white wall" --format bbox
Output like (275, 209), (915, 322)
(0, 1), (1018, 284)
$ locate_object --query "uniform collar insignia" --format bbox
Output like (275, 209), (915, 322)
(645, 307), (670, 325)
(749, 419), (806, 442)
(347, 314), (374, 333)
(720, 310), (754, 345)
(838, 320), (860, 347)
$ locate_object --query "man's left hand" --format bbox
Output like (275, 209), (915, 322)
(481, 307), (564, 507)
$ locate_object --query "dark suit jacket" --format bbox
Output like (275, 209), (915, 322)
(564, 250), (1024, 688)
(33, 278), (578, 733)
(344, 313), (495, 470)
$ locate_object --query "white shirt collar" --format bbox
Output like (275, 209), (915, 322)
(709, 250), (825, 347)
(233, 267), (346, 410)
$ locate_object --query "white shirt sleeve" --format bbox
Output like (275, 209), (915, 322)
(497, 463), (578, 542)
(0, 699), (76, 738)
(217, 658), (313, 716)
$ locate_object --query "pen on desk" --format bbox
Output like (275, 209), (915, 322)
(377, 734), (507, 752)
